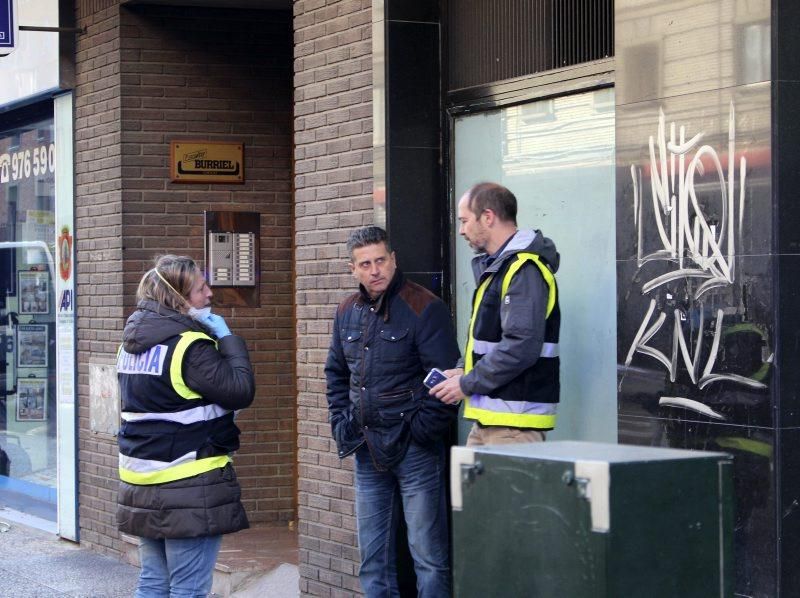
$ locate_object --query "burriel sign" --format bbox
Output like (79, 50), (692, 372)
(0, 0), (17, 56)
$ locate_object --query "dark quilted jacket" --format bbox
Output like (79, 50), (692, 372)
(325, 271), (461, 468)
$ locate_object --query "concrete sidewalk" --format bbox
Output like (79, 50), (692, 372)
(0, 508), (301, 597)
(0, 509), (139, 597)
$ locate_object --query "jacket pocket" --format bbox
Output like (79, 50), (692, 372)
(378, 328), (411, 363)
(473, 288), (502, 341)
(376, 388), (417, 423)
(341, 329), (362, 364)
(371, 389), (416, 466)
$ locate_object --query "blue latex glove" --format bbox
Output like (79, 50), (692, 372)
(196, 312), (231, 339)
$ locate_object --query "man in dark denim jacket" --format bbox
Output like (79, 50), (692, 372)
(325, 226), (460, 598)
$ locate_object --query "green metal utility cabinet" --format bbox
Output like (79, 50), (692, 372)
(451, 441), (733, 598)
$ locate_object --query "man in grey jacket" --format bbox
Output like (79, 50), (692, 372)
(430, 182), (561, 446)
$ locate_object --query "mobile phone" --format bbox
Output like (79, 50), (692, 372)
(423, 368), (448, 389)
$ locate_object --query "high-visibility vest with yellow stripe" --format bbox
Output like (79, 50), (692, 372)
(116, 331), (234, 485)
(463, 252), (560, 430)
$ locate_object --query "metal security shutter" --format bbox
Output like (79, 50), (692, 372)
(447, 0), (614, 91)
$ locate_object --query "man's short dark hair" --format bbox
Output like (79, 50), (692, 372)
(347, 226), (392, 258)
(466, 182), (518, 225)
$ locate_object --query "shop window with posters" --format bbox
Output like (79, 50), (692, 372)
(0, 110), (57, 521)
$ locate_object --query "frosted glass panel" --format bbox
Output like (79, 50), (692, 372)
(453, 88), (617, 442)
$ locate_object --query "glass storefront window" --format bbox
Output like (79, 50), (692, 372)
(0, 111), (57, 522)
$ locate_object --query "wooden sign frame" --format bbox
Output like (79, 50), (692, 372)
(170, 141), (244, 184)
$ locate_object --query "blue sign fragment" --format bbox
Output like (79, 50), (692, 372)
(0, 0), (17, 55)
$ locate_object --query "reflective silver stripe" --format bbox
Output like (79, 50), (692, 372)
(468, 395), (558, 416)
(119, 450), (197, 474)
(121, 404), (231, 425)
(472, 340), (559, 358)
(540, 342), (559, 358)
(472, 339), (498, 355)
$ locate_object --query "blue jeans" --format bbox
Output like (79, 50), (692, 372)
(355, 440), (451, 598)
(135, 535), (222, 598)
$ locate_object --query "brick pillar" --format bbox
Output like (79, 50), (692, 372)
(293, 0), (373, 594)
(75, 0), (125, 556)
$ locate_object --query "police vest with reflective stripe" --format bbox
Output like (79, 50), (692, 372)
(116, 331), (235, 485)
(463, 252), (560, 430)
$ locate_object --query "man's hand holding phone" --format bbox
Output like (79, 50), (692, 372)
(423, 368), (448, 389)
(427, 368), (465, 405)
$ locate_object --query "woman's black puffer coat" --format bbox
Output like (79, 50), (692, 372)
(116, 300), (255, 539)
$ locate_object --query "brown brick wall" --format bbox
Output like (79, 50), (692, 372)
(293, 1), (374, 595)
(75, 0), (125, 556)
(75, 1), (295, 556)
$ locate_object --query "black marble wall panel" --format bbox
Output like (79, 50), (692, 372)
(779, 427), (800, 595)
(615, 1), (770, 106)
(380, 4), (444, 296)
(386, 0), (438, 24)
(617, 253), (774, 430)
(378, 3), (444, 595)
(777, 254), (800, 429)
(775, 81), (800, 254)
(617, 82), (773, 426)
(387, 22), (440, 149)
(615, 0), (778, 594)
(616, 85), (773, 262)
(619, 414), (776, 596)
(775, 0), (800, 83)
(386, 146), (440, 274)
(774, 73), (800, 596)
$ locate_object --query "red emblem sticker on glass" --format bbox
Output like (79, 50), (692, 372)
(58, 226), (73, 282)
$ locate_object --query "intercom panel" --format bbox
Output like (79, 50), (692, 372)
(208, 231), (255, 286)
(204, 210), (260, 307)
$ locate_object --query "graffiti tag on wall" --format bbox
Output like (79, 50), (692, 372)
(624, 103), (769, 419)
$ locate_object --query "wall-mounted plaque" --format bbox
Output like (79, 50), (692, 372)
(170, 141), (244, 184)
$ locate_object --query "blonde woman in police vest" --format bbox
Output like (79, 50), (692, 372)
(116, 254), (254, 597)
